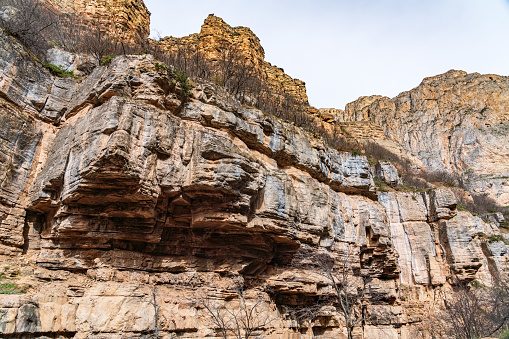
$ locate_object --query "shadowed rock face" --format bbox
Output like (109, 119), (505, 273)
(343, 70), (509, 206)
(0, 18), (508, 339)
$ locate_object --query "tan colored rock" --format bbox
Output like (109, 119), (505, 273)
(46, 0), (150, 40)
(378, 192), (448, 286)
(0, 22), (507, 339)
(344, 70), (509, 206)
(375, 161), (401, 187)
(439, 211), (489, 281)
(318, 108), (344, 122)
(157, 14), (309, 104)
(429, 188), (457, 221)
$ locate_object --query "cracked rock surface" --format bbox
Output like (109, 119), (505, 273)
(0, 27), (507, 338)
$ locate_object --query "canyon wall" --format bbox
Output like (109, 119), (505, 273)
(45, 0), (151, 40)
(0, 22), (508, 338)
(341, 70), (509, 206)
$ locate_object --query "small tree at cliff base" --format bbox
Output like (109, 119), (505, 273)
(192, 277), (274, 339)
(425, 277), (509, 339)
(148, 285), (167, 339)
(293, 247), (390, 339)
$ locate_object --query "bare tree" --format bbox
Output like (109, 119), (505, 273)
(293, 247), (388, 339)
(193, 279), (274, 339)
(0, 0), (56, 57)
(428, 279), (509, 339)
(148, 285), (166, 339)
(82, 19), (118, 63)
(52, 10), (86, 53)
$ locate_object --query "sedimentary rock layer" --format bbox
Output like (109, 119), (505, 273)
(342, 70), (509, 205)
(0, 14), (507, 339)
(46, 0), (150, 40)
(157, 14), (309, 104)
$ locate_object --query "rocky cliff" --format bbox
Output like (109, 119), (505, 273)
(340, 70), (509, 207)
(157, 14), (309, 104)
(45, 0), (151, 40)
(0, 16), (508, 338)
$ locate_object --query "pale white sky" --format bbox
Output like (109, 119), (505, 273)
(145, 0), (509, 109)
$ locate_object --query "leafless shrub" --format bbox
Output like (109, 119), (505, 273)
(420, 170), (458, 187)
(49, 9), (86, 53)
(0, 0), (151, 62)
(363, 142), (411, 171)
(426, 279), (509, 339)
(400, 173), (431, 190)
(455, 191), (509, 221)
(324, 126), (359, 151)
(0, 0), (56, 58)
(293, 247), (391, 339)
(80, 19), (119, 63)
(362, 141), (468, 191)
(148, 285), (166, 339)
(192, 279), (274, 339)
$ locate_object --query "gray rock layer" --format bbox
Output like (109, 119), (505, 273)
(0, 29), (507, 338)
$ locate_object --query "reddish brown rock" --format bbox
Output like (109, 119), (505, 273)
(46, 0), (151, 40)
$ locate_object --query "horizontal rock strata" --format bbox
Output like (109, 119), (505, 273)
(342, 70), (509, 206)
(0, 19), (507, 339)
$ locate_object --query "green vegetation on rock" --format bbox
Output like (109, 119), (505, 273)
(42, 62), (76, 78)
(100, 54), (116, 66)
(0, 283), (27, 294)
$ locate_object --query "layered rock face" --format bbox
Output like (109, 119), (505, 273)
(157, 14), (309, 104)
(341, 70), (509, 206)
(0, 25), (508, 338)
(45, 0), (151, 40)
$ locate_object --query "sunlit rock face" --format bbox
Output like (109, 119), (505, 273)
(344, 70), (509, 206)
(157, 14), (309, 105)
(0, 7), (508, 339)
(45, 0), (151, 40)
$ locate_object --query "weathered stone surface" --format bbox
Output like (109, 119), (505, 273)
(318, 108), (344, 123)
(375, 161), (401, 187)
(344, 70), (509, 206)
(378, 192), (448, 286)
(482, 212), (505, 228)
(428, 188), (457, 221)
(46, 0), (151, 40)
(0, 13), (507, 339)
(439, 211), (491, 281)
(45, 48), (97, 77)
(0, 61), (43, 248)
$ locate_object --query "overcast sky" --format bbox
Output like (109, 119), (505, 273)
(145, 0), (509, 109)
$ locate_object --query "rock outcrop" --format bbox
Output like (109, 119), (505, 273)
(341, 70), (509, 206)
(0, 21), (508, 338)
(45, 0), (151, 40)
(157, 14), (309, 104)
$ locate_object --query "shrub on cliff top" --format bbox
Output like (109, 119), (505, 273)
(100, 53), (115, 66)
(42, 62), (76, 78)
